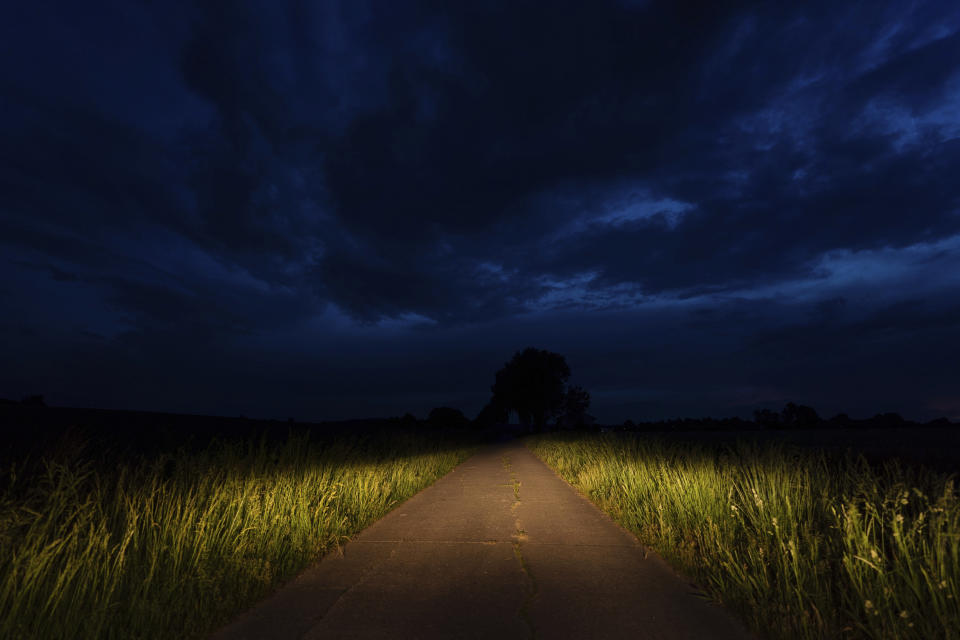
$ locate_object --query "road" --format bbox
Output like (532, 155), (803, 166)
(211, 439), (757, 640)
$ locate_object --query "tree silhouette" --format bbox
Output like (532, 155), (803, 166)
(427, 406), (470, 429)
(21, 395), (46, 407)
(780, 402), (820, 428)
(490, 347), (571, 431)
(474, 398), (509, 428)
(756, 403), (821, 429)
(557, 384), (592, 428)
(872, 412), (906, 428)
(827, 412), (852, 428)
(753, 408), (781, 429)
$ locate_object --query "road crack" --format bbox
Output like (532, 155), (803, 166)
(512, 541), (538, 639)
(504, 454), (536, 638)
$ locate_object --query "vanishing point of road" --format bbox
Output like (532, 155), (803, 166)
(212, 439), (757, 640)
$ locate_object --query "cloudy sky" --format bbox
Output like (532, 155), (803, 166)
(2, 0), (960, 423)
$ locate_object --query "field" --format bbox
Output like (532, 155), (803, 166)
(614, 426), (960, 474)
(526, 431), (960, 640)
(0, 420), (477, 640)
(6, 406), (958, 640)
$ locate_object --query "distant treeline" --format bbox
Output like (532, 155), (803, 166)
(0, 401), (476, 468)
(616, 402), (955, 432)
(386, 403), (957, 432)
(2, 397), (955, 464)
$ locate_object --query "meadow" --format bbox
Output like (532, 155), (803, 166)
(526, 431), (960, 640)
(0, 424), (476, 639)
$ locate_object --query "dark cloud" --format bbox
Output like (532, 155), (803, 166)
(2, 0), (959, 422)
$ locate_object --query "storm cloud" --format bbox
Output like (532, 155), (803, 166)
(2, 0), (959, 422)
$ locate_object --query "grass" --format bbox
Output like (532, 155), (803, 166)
(0, 426), (476, 639)
(526, 430), (959, 640)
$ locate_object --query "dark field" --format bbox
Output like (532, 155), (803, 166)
(528, 430), (960, 640)
(0, 405), (480, 639)
(624, 426), (960, 474)
(2, 404), (958, 639)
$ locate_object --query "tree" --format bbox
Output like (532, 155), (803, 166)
(21, 394), (46, 407)
(871, 412), (906, 428)
(753, 408), (781, 429)
(780, 402), (820, 428)
(827, 412), (852, 428)
(474, 399), (509, 428)
(490, 347), (571, 431)
(427, 406), (470, 429)
(557, 385), (592, 428)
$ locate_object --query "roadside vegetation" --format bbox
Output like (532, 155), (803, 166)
(527, 431), (959, 640)
(0, 426), (476, 639)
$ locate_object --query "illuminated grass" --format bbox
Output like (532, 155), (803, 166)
(0, 428), (475, 639)
(526, 431), (959, 640)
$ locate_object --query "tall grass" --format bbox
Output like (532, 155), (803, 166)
(0, 428), (475, 639)
(527, 431), (959, 640)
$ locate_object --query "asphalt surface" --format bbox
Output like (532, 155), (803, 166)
(210, 439), (758, 640)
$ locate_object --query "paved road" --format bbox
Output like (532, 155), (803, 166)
(211, 440), (757, 640)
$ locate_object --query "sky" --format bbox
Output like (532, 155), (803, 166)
(2, 0), (960, 424)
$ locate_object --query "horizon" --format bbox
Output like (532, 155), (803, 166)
(2, 395), (955, 427)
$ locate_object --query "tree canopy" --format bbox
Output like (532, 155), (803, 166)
(474, 398), (509, 428)
(427, 406), (470, 429)
(557, 384), (592, 428)
(755, 402), (821, 429)
(489, 347), (573, 431)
